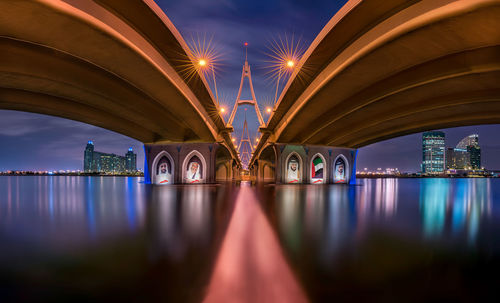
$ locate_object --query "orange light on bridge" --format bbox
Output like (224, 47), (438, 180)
(232, 138), (236, 142)
(266, 107), (272, 114)
(198, 59), (207, 67)
(286, 60), (294, 67)
(256, 138), (259, 142)
(220, 107), (226, 114)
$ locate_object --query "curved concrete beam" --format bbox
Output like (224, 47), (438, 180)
(0, 0), (236, 160)
(252, 0), (500, 163)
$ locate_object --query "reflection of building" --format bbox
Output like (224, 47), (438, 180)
(447, 134), (481, 170)
(422, 131), (445, 173)
(84, 141), (137, 173)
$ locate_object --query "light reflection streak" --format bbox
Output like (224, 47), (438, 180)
(0, 176), (146, 248)
(203, 185), (308, 303)
(323, 186), (352, 263)
(152, 185), (212, 260)
(420, 179), (449, 238)
(85, 177), (96, 237)
(278, 186), (303, 255)
(182, 186), (210, 243)
(420, 178), (492, 244)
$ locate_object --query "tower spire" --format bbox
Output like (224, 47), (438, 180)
(227, 44), (265, 128)
(244, 42), (248, 61)
(238, 109), (253, 169)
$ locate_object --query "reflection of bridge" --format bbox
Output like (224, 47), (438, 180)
(1, 0), (499, 184)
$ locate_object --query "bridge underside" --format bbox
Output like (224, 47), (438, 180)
(258, 0), (500, 152)
(0, 0), (235, 154)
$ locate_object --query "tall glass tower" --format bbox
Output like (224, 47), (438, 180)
(84, 141), (94, 172)
(468, 145), (481, 169)
(457, 134), (481, 169)
(126, 148), (137, 172)
(422, 131), (445, 174)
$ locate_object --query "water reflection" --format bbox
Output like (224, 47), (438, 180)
(0, 176), (146, 249)
(275, 185), (356, 266)
(203, 184), (308, 303)
(420, 178), (492, 244)
(150, 185), (214, 259)
(271, 178), (495, 268)
(1, 176), (500, 302)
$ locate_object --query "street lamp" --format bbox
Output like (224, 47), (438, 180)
(273, 59), (295, 105)
(197, 57), (220, 106)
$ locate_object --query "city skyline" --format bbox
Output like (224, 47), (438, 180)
(0, 0), (499, 172)
(1, 109), (500, 172)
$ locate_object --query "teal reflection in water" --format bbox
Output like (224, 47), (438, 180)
(420, 178), (449, 238)
(419, 178), (491, 244)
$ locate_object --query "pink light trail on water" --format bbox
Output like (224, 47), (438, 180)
(202, 184), (309, 303)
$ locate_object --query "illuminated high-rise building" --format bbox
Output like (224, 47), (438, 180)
(84, 141), (94, 172)
(83, 142), (137, 173)
(422, 131), (445, 173)
(126, 147), (137, 172)
(456, 134), (481, 169)
(446, 147), (469, 169)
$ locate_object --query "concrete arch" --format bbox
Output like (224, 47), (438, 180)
(182, 150), (207, 184)
(258, 144), (277, 182)
(333, 154), (350, 184)
(0, 0), (239, 163)
(310, 153), (327, 184)
(151, 151), (175, 185)
(215, 144), (233, 181)
(251, 0), (500, 164)
(284, 152), (303, 184)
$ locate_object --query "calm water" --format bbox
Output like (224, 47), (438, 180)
(1, 176), (499, 302)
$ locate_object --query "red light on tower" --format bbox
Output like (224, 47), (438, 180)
(244, 42), (248, 46)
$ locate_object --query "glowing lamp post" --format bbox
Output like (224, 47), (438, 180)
(197, 58), (220, 107)
(273, 59), (295, 105)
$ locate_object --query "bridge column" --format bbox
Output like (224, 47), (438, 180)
(255, 144), (357, 184)
(144, 142), (234, 185)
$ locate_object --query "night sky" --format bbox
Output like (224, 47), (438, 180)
(0, 0), (499, 172)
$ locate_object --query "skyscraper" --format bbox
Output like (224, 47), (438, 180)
(456, 134), (481, 169)
(126, 148), (137, 172)
(446, 147), (469, 169)
(468, 145), (481, 169)
(456, 134), (479, 150)
(422, 131), (445, 174)
(84, 141), (94, 172)
(83, 142), (137, 173)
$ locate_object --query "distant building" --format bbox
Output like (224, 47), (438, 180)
(422, 131), (445, 174)
(84, 141), (137, 173)
(456, 134), (479, 150)
(446, 147), (469, 169)
(125, 148), (137, 172)
(468, 145), (481, 169)
(455, 134), (481, 169)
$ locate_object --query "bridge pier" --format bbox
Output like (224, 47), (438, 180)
(251, 144), (357, 184)
(144, 142), (235, 185)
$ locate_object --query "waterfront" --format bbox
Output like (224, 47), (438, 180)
(1, 176), (499, 302)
